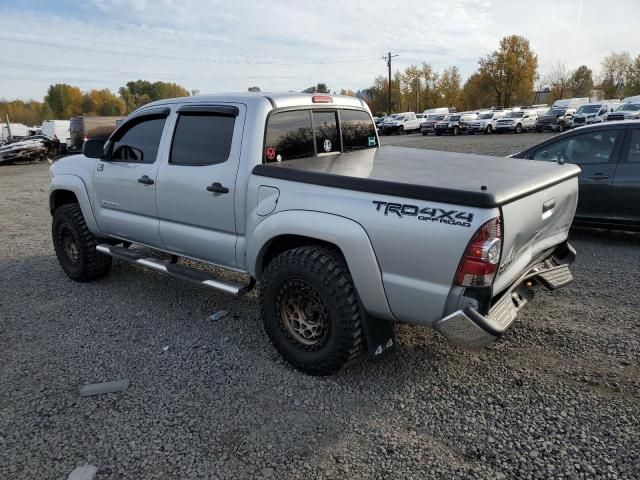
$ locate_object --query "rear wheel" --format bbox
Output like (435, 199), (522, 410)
(52, 203), (111, 282)
(260, 246), (363, 376)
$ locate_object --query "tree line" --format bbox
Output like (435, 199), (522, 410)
(0, 80), (190, 125)
(360, 35), (640, 116)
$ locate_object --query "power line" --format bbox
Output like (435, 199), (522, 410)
(0, 28), (376, 62)
(0, 59), (321, 82)
(382, 52), (399, 113)
(0, 35), (381, 66)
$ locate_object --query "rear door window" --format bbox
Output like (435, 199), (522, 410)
(313, 111), (339, 154)
(340, 109), (377, 150)
(626, 129), (640, 163)
(264, 110), (314, 162)
(170, 113), (235, 166)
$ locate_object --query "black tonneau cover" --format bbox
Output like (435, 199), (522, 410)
(252, 146), (580, 208)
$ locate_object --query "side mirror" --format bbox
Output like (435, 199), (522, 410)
(83, 139), (105, 159)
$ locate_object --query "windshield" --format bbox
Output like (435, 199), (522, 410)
(478, 113), (494, 119)
(618, 103), (640, 111)
(430, 114), (445, 121)
(548, 108), (566, 116)
(448, 115), (461, 121)
(576, 105), (601, 114)
(508, 112), (523, 118)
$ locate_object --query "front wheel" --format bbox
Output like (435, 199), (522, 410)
(52, 203), (112, 282)
(515, 123), (523, 134)
(260, 246), (364, 376)
(486, 125), (493, 134)
(558, 122), (564, 132)
(398, 126), (405, 135)
(452, 126), (459, 136)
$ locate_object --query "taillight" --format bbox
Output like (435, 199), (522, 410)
(455, 217), (502, 287)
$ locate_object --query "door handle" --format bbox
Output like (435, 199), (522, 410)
(137, 175), (154, 185)
(588, 173), (610, 181)
(206, 182), (229, 194)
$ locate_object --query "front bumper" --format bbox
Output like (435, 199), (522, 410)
(434, 242), (576, 347)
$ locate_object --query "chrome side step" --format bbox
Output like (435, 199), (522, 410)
(96, 244), (253, 297)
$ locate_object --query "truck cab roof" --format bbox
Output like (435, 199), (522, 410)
(138, 92), (368, 113)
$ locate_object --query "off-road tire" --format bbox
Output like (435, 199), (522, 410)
(260, 246), (363, 376)
(52, 203), (111, 282)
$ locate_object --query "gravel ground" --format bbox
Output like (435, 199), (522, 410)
(1, 134), (639, 479)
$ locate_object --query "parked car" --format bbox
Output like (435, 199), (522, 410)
(434, 113), (476, 136)
(381, 112), (420, 135)
(495, 110), (538, 133)
(49, 92), (579, 375)
(512, 120), (640, 230)
(571, 102), (619, 127)
(536, 98), (589, 132)
(467, 111), (507, 134)
(606, 102), (640, 122)
(68, 116), (125, 153)
(419, 114), (446, 135)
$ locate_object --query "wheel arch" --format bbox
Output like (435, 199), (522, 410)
(49, 174), (102, 236)
(247, 210), (394, 320)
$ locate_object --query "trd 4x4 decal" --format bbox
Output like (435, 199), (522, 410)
(372, 201), (473, 228)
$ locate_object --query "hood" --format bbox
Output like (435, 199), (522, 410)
(50, 154), (96, 177)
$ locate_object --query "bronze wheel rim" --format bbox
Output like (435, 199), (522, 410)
(277, 279), (330, 350)
(61, 226), (79, 264)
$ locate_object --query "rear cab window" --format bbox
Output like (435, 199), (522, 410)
(264, 108), (377, 163)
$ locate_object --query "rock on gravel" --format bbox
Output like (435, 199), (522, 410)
(0, 141), (638, 479)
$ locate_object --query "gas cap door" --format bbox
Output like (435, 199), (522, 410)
(256, 186), (280, 216)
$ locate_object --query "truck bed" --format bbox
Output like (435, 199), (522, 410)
(253, 146), (580, 208)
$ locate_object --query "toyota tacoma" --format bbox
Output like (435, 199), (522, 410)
(49, 92), (579, 375)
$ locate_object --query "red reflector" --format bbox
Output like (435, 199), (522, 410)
(312, 95), (333, 103)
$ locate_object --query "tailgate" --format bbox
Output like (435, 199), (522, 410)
(493, 176), (578, 295)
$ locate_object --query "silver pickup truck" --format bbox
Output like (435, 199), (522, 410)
(49, 92), (579, 375)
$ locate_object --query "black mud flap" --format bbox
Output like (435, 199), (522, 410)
(361, 311), (396, 361)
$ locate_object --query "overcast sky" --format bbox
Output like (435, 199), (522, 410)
(0, 0), (638, 100)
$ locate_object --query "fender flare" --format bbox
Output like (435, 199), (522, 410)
(49, 174), (103, 236)
(247, 210), (395, 320)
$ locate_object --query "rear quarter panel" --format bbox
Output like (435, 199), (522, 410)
(245, 175), (497, 326)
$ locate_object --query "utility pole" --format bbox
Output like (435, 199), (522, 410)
(382, 52), (398, 114)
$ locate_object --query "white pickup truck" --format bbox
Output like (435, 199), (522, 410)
(49, 92), (579, 375)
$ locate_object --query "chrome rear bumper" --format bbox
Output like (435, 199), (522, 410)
(435, 242), (575, 348)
